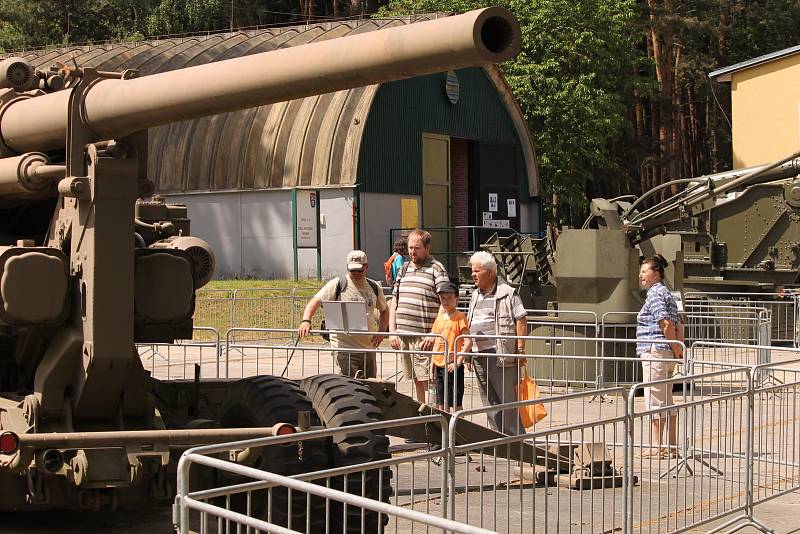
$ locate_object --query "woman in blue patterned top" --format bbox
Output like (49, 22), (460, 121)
(637, 255), (682, 458)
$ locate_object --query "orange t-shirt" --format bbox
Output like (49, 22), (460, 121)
(431, 310), (469, 367)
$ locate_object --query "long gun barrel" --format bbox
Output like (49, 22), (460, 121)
(626, 151), (800, 232)
(0, 8), (520, 153)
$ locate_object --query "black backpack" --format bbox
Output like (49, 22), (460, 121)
(320, 276), (381, 340)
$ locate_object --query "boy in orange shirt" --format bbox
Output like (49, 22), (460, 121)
(427, 283), (472, 412)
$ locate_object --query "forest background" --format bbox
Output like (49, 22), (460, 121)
(1, 0), (799, 226)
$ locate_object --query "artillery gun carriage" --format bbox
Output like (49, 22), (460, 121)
(0, 8), (522, 517)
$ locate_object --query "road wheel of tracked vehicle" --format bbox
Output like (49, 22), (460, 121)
(219, 375), (329, 530)
(301, 374), (393, 534)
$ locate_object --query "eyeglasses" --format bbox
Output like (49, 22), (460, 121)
(349, 268), (364, 273)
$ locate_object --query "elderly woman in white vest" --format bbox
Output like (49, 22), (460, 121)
(466, 251), (528, 435)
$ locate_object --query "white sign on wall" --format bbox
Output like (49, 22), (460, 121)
(296, 190), (319, 248)
(484, 219), (510, 229)
(488, 193), (498, 212)
(507, 198), (517, 217)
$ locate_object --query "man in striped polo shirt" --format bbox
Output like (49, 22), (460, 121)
(389, 229), (450, 403)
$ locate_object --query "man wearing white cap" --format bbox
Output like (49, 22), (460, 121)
(298, 250), (388, 378)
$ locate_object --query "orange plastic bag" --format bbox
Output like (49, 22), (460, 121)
(517, 366), (547, 428)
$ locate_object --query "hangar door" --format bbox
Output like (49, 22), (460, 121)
(422, 133), (450, 258)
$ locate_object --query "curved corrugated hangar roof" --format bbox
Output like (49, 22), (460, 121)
(16, 15), (538, 196)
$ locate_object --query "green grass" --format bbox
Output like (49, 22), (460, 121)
(205, 278), (326, 291)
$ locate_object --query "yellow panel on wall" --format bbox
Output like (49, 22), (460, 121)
(401, 198), (419, 230)
(730, 54), (800, 168)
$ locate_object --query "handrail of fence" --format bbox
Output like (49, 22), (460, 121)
(223, 328), (448, 381)
(526, 308), (599, 325)
(454, 333), (687, 393)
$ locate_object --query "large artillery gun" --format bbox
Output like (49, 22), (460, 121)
(488, 151), (800, 316)
(0, 8), (522, 515)
(479, 152), (800, 385)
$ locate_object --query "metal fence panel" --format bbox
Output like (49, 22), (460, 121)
(174, 417), (494, 534)
(170, 350), (800, 534)
(627, 367), (753, 533)
(193, 286), (320, 339)
(686, 291), (799, 346)
(137, 327), (221, 379)
(750, 363), (800, 509)
(448, 388), (629, 533)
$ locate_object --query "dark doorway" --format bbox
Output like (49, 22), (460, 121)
(477, 142), (520, 232)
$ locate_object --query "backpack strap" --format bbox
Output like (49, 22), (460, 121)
(396, 261), (411, 286)
(334, 276), (348, 300)
(366, 278), (381, 300)
(336, 275), (380, 301)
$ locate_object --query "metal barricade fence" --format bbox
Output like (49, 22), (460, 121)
(447, 388), (630, 533)
(691, 340), (775, 377)
(137, 327), (221, 379)
(749, 359), (800, 518)
(221, 330), (689, 413)
(222, 329), (447, 400)
(194, 286), (322, 338)
(689, 354), (800, 533)
(686, 291), (799, 347)
(174, 416), (493, 534)
(525, 310), (602, 389)
(603, 308), (771, 379)
(449, 336), (687, 430)
(230, 287), (297, 338)
(626, 367), (755, 533)
(683, 302), (771, 348)
(194, 289), (235, 333)
(172, 349), (800, 533)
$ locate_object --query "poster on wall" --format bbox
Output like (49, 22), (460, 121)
(507, 198), (517, 218)
(296, 190), (319, 248)
(401, 198), (419, 231)
(488, 193), (498, 212)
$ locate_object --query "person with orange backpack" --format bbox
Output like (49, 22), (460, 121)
(384, 237), (407, 286)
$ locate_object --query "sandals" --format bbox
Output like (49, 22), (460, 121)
(638, 447), (678, 459)
(661, 448), (678, 459)
(637, 448), (664, 458)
